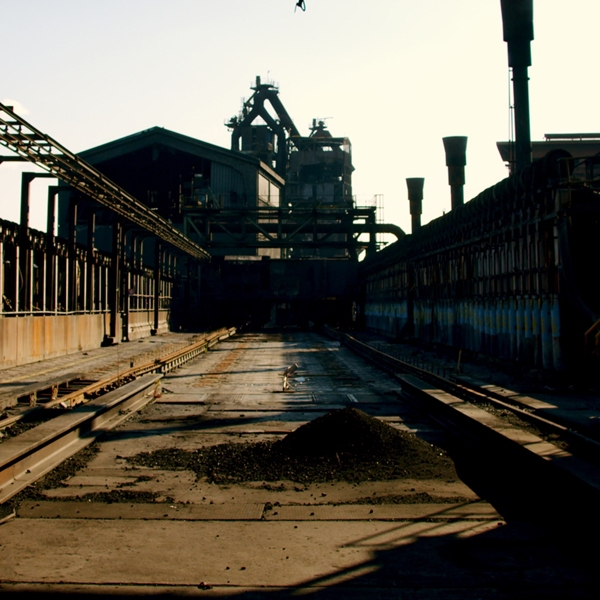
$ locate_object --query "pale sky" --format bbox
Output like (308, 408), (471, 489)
(1, 0), (599, 236)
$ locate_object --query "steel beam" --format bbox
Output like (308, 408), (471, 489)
(181, 207), (404, 251)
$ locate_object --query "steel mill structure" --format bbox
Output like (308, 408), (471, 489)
(1, 4), (600, 594)
(0, 0), (599, 378)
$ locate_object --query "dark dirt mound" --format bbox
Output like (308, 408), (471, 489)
(129, 408), (458, 484)
(275, 407), (423, 459)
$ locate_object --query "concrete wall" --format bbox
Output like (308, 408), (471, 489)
(0, 310), (171, 369)
(0, 314), (109, 369)
(127, 310), (170, 340)
(364, 301), (409, 339)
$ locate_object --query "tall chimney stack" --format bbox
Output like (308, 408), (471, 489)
(442, 136), (467, 210)
(406, 178), (424, 233)
(501, 0), (534, 172)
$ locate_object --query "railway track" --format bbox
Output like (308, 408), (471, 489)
(0, 327), (236, 503)
(2, 327), (598, 509)
(326, 327), (600, 504)
(330, 328), (600, 446)
(0, 328), (236, 428)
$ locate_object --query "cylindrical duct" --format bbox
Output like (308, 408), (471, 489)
(406, 178), (424, 233)
(501, 0), (534, 68)
(501, 0), (534, 173)
(442, 136), (467, 210)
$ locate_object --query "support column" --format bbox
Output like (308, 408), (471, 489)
(46, 186), (59, 313)
(68, 195), (78, 312)
(172, 255), (177, 316)
(184, 258), (192, 328)
(121, 229), (131, 342)
(14, 245), (20, 313)
(130, 234), (138, 313)
(108, 220), (122, 343)
(152, 241), (162, 335)
(86, 211), (96, 312)
(19, 173), (34, 313)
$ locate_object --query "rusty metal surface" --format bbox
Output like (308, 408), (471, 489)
(0, 331), (206, 411)
(0, 314), (108, 369)
(0, 328), (235, 422)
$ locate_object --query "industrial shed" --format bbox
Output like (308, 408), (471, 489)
(58, 126), (285, 257)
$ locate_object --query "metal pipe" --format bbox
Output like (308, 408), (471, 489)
(442, 137), (467, 210)
(19, 173), (33, 313)
(406, 178), (424, 233)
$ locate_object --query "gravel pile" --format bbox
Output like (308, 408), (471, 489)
(129, 408), (457, 484)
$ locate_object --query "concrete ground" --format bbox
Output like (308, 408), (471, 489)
(0, 332), (598, 598)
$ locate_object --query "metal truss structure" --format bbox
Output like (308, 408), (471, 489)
(0, 102), (209, 261)
(181, 206), (404, 255)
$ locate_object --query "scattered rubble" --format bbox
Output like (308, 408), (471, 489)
(345, 492), (471, 505)
(60, 490), (160, 504)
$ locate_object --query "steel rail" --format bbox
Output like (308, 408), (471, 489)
(324, 327), (600, 501)
(325, 327), (600, 461)
(0, 102), (210, 261)
(0, 327), (237, 504)
(0, 327), (236, 430)
(0, 374), (162, 504)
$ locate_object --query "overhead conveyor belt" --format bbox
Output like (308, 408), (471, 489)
(0, 102), (210, 261)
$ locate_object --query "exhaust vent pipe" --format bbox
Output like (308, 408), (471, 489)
(501, 0), (534, 172)
(406, 178), (424, 233)
(442, 136), (467, 210)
